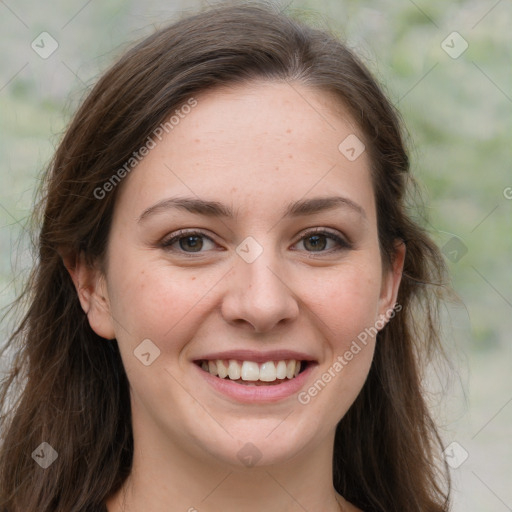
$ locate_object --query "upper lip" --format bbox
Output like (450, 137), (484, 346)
(193, 349), (317, 364)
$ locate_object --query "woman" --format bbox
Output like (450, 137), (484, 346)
(0, 2), (451, 511)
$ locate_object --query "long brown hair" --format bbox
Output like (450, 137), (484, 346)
(0, 2), (451, 510)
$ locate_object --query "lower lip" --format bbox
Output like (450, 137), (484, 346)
(193, 363), (316, 403)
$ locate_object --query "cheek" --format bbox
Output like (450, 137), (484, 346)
(311, 263), (383, 346)
(299, 268), (380, 417)
(106, 259), (205, 352)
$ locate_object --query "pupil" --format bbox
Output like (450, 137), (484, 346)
(180, 236), (203, 252)
(306, 235), (326, 251)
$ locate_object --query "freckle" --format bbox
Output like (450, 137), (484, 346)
(288, 154), (293, 159)
(231, 187), (238, 193)
(275, 166), (279, 171)
(195, 138), (201, 143)
(191, 276), (196, 280)
(286, 128), (292, 134)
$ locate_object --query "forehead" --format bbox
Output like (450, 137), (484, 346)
(114, 80), (375, 224)
(176, 80), (360, 156)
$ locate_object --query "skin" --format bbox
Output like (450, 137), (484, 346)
(67, 81), (404, 512)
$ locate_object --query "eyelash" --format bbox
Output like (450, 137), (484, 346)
(160, 228), (352, 256)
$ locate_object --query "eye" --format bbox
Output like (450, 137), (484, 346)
(160, 228), (351, 256)
(161, 230), (216, 254)
(293, 228), (351, 253)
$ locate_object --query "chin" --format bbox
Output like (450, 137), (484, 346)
(190, 423), (317, 470)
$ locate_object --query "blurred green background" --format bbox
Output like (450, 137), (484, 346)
(1, 0), (510, 510)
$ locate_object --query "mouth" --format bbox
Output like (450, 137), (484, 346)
(194, 359), (311, 386)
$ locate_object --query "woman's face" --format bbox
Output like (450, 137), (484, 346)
(87, 81), (403, 469)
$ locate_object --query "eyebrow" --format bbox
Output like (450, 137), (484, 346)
(137, 195), (367, 223)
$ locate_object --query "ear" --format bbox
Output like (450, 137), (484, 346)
(377, 240), (406, 325)
(61, 250), (116, 340)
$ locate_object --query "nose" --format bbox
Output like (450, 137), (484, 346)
(220, 249), (300, 333)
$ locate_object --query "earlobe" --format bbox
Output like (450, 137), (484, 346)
(377, 240), (406, 326)
(60, 250), (116, 340)
(62, 251), (91, 314)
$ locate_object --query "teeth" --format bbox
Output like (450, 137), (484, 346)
(217, 359), (228, 379)
(241, 361), (260, 381)
(259, 361), (276, 382)
(200, 359), (304, 382)
(228, 360), (241, 380)
(286, 360), (296, 379)
(276, 360), (287, 379)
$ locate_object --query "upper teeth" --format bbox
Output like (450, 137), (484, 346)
(201, 359), (302, 381)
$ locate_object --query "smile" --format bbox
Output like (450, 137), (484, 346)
(196, 359), (307, 386)
(193, 357), (316, 402)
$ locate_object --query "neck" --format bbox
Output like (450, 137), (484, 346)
(105, 416), (347, 512)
